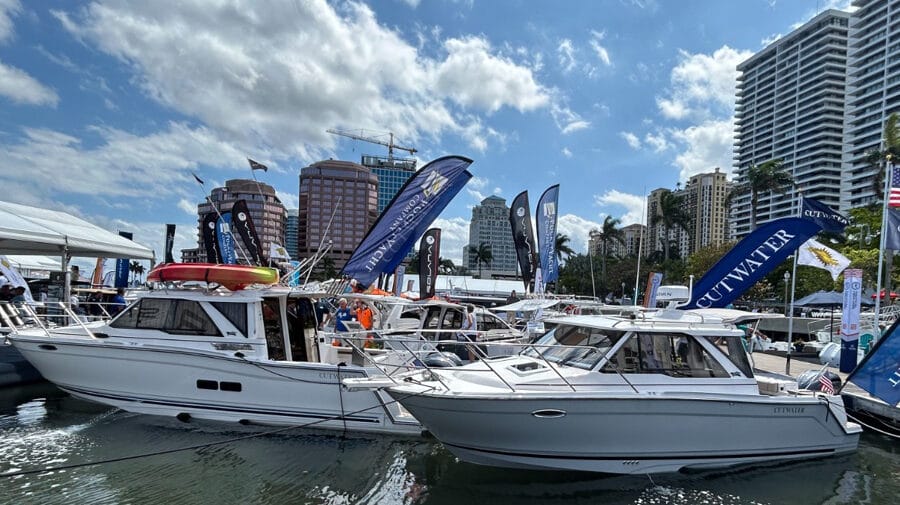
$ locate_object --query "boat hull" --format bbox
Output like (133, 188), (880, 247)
(9, 335), (420, 436)
(389, 391), (860, 474)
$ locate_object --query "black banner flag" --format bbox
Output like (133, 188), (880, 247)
(509, 190), (537, 290)
(201, 212), (221, 263)
(164, 224), (176, 263)
(231, 199), (264, 265)
(418, 228), (441, 299)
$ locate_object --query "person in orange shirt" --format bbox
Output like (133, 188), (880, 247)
(354, 299), (378, 349)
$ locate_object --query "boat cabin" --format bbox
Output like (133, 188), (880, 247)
(105, 287), (323, 363)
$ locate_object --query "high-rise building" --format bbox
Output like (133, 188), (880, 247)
(732, 10), (849, 237)
(285, 209), (299, 260)
(196, 179), (286, 264)
(360, 154), (417, 214)
(684, 168), (731, 252)
(463, 195), (517, 277)
(298, 160), (378, 271)
(842, 0), (900, 209)
(589, 223), (647, 258)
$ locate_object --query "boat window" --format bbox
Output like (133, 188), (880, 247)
(601, 333), (729, 378)
(525, 324), (627, 370)
(109, 298), (221, 336)
(708, 336), (754, 378)
(262, 298), (285, 360)
(211, 302), (248, 337)
(168, 301), (221, 336)
(477, 313), (510, 331)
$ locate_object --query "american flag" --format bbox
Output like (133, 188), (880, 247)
(819, 373), (835, 394)
(890, 166), (900, 207)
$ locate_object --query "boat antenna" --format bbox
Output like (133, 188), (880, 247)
(674, 274), (694, 308)
(191, 172), (252, 264)
(633, 190), (646, 306)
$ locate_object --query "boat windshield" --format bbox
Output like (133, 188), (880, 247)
(706, 336), (754, 378)
(523, 324), (627, 370)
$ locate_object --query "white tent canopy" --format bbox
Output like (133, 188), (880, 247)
(3, 255), (63, 271)
(0, 201), (153, 259)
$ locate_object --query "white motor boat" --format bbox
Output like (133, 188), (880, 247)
(5, 275), (424, 436)
(346, 308), (861, 474)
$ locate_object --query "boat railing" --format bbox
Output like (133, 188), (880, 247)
(329, 329), (642, 394)
(0, 300), (112, 338)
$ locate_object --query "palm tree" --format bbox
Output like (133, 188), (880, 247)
(438, 257), (456, 275)
(555, 233), (575, 264)
(729, 159), (795, 231)
(651, 190), (691, 261)
(865, 113), (900, 197)
(472, 242), (493, 278)
(591, 216), (625, 288)
(128, 261), (143, 285)
(865, 113), (900, 294)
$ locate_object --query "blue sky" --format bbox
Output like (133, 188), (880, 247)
(0, 0), (853, 270)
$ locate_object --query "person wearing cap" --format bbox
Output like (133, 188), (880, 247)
(0, 284), (12, 302)
(331, 298), (353, 332)
(10, 286), (27, 304)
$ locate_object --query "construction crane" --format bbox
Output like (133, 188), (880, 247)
(326, 128), (417, 163)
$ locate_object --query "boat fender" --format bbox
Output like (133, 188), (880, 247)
(234, 352), (245, 358)
(176, 413), (191, 423)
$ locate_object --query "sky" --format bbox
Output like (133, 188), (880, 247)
(0, 0), (855, 272)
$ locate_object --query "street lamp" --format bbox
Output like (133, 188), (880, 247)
(859, 224), (872, 248)
(784, 271), (791, 316)
(621, 281), (626, 303)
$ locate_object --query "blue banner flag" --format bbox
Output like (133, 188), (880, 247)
(341, 155), (473, 288)
(685, 218), (822, 309)
(847, 318), (900, 406)
(800, 197), (849, 234)
(886, 208), (900, 251)
(216, 213), (237, 264)
(536, 185), (560, 286)
(114, 231), (133, 288)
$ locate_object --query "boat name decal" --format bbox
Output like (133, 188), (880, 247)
(214, 343), (254, 351)
(773, 407), (804, 414)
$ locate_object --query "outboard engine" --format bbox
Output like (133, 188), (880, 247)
(819, 342), (840, 367)
(797, 369), (841, 392)
(420, 352), (464, 368)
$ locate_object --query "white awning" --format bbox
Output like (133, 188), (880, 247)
(0, 201), (154, 259)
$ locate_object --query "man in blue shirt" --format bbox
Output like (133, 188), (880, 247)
(110, 288), (127, 315)
(332, 298), (353, 332)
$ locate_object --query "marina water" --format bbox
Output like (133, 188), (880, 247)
(1, 383), (898, 505)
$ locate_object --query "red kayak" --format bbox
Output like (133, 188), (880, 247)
(147, 263), (279, 290)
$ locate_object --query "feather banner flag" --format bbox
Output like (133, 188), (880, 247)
(535, 185), (560, 288)
(797, 238), (851, 281)
(341, 155), (472, 288)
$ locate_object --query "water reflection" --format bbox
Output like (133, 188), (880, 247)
(1, 383), (898, 505)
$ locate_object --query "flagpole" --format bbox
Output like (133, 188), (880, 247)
(874, 158), (891, 332)
(786, 193), (801, 374)
(633, 192), (646, 306)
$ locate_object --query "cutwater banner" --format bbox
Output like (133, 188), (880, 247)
(643, 272), (663, 308)
(536, 185), (560, 288)
(341, 155), (473, 288)
(509, 190), (537, 291)
(114, 231), (133, 288)
(847, 317), (900, 406)
(418, 228), (441, 299)
(216, 214), (237, 265)
(231, 199), (264, 265)
(201, 212), (221, 263)
(840, 268), (863, 373)
(800, 198), (849, 234)
(686, 218), (822, 308)
(164, 224), (176, 264)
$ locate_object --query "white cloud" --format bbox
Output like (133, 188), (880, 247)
(561, 147), (572, 158)
(557, 38), (576, 73)
(430, 216), (469, 264)
(53, 0), (550, 156)
(594, 190), (646, 226)
(551, 104), (590, 134)
(1, 122), (247, 203)
(0, 0), (59, 106)
(761, 33), (782, 47)
(669, 118), (734, 181)
(276, 190), (299, 210)
(589, 30), (611, 66)
(620, 131), (641, 149)
(644, 131), (670, 152)
(0, 62), (60, 106)
(655, 46), (752, 121)
(466, 175), (489, 201)
(400, 0), (421, 7)
(557, 214), (602, 254)
(0, 0), (20, 43)
(177, 198), (196, 215)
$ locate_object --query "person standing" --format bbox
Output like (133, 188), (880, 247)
(505, 290), (520, 324)
(457, 304), (478, 361)
(355, 299), (377, 348)
(110, 288), (127, 316)
(332, 298), (353, 332)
